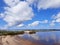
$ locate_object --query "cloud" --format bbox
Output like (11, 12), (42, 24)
(0, 13), (5, 18)
(28, 21), (40, 27)
(40, 20), (48, 23)
(28, 20), (48, 27)
(50, 20), (55, 26)
(50, 12), (60, 26)
(4, 0), (20, 7)
(38, 0), (60, 10)
(1, 0), (60, 29)
(17, 24), (24, 27)
(26, 0), (38, 7)
(52, 12), (60, 23)
(55, 13), (60, 22)
(2, 1), (34, 27)
(4, 0), (60, 10)
(26, 0), (35, 4)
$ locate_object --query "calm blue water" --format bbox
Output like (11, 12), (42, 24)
(19, 31), (60, 45)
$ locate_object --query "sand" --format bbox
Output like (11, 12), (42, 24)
(0, 35), (60, 45)
(0, 36), (2, 45)
(0, 35), (37, 45)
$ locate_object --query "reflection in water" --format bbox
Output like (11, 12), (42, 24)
(19, 31), (60, 45)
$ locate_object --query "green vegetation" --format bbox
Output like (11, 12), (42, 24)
(0, 29), (60, 36)
(29, 31), (36, 34)
(0, 30), (24, 36)
(0, 30), (37, 36)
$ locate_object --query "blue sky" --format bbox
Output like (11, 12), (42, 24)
(0, 0), (60, 29)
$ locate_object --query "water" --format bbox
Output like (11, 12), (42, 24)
(19, 31), (60, 45)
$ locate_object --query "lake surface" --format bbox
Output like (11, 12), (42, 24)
(19, 31), (60, 45)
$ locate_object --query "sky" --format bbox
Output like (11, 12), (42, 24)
(0, 0), (60, 30)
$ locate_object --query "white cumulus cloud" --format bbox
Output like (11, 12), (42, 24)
(17, 24), (24, 27)
(52, 12), (60, 23)
(40, 20), (48, 23)
(28, 21), (40, 27)
(50, 12), (60, 26)
(38, 0), (60, 10)
(26, 0), (60, 10)
(0, 13), (4, 18)
(2, 1), (34, 27)
(28, 20), (48, 27)
(4, 0), (20, 7)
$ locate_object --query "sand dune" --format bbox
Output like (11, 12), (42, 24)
(0, 35), (37, 45)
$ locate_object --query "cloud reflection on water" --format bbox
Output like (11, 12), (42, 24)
(19, 31), (60, 45)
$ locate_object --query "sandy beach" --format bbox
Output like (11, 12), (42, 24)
(0, 36), (2, 45)
(0, 35), (60, 45)
(0, 35), (37, 45)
